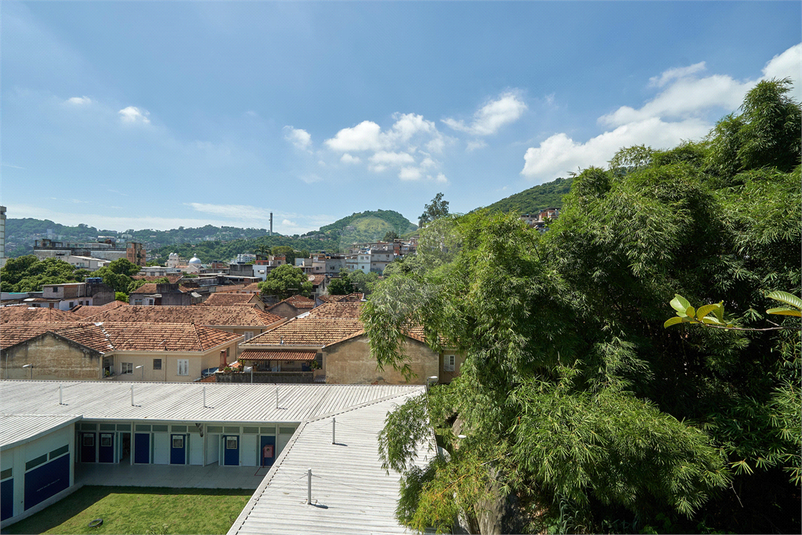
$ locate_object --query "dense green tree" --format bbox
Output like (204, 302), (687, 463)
(418, 193), (450, 227)
(383, 230), (399, 242)
(363, 79), (801, 534)
(327, 276), (353, 296)
(115, 292), (129, 303)
(0, 256), (90, 292)
(258, 264), (311, 300)
(271, 246), (297, 266)
(94, 258), (142, 294)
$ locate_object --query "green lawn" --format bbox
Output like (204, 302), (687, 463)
(4, 486), (253, 535)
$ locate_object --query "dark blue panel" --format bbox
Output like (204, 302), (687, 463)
(24, 455), (69, 510)
(98, 433), (114, 463)
(81, 433), (96, 463)
(170, 434), (186, 465)
(1, 478), (13, 521)
(260, 436), (276, 467)
(134, 433), (150, 464)
(224, 435), (239, 466)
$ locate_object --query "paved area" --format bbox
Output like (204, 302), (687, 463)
(75, 462), (270, 490)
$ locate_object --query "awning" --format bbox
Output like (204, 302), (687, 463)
(239, 350), (317, 361)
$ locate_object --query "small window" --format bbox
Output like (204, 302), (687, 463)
(26, 454), (48, 471)
(100, 434), (113, 447)
(121, 362), (133, 374)
(243, 331), (254, 341)
(83, 434), (95, 447)
(226, 437), (238, 450)
(177, 359), (189, 376)
(50, 445), (69, 460)
(0, 468), (11, 480)
(153, 358), (162, 370)
(172, 436), (184, 449)
(444, 354), (456, 372)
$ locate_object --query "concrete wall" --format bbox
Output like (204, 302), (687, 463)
(1, 333), (103, 380)
(110, 343), (237, 382)
(324, 335), (440, 385)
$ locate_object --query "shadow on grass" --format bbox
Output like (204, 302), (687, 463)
(4, 486), (253, 535)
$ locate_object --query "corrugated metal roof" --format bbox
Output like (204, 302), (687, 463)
(229, 393), (434, 535)
(0, 381), (422, 425)
(0, 414), (82, 450)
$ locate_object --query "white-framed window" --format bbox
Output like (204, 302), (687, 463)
(444, 354), (456, 372)
(121, 362), (133, 374)
(243, 331), (254, 341)
(177, 359), (189, 376)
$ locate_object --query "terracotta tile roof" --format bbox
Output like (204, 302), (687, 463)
(0, 307), (79, 324)
(240, 350), (317, 361)
(306, 302), (363, 319)
(83, 305), (283, 327)
(0, 321), (241, 353)
(318, 293), (364, 303)
(201, 293), (260, 307)
(242, 283), (261, 292)
(245, 318), (363, 347)
(274, 295), (315, 309)
(214, 284), (247, 293)
(308, 274), (327, 286)
(132, 274), (183, 284)
(70, 300), (129, 317)
(130, 283), (196, 295)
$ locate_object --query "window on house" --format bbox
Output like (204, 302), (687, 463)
(121, 362), (133, 374)
(177, 359), (189, 376)
(153, 358), (162, 370)
(244, 331), (254, 341)
(134, 299), (142, 305)
(444, 354), (456, 372)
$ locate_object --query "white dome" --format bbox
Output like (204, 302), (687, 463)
(169, 252), (178, 258)
(188, 256), (202, 265)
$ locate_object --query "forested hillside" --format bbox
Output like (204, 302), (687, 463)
(482, 176), (573, 214)
(364, 79), (801, 534)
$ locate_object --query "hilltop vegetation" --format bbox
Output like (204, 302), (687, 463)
(481, 176), (573, 214)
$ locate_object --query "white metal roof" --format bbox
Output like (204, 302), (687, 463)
(0, 380), (422, 425)
(229, 393), (434, 535)
(0, 414), (82, 450)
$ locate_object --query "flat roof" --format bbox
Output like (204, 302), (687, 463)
(0, 380), (423, 425)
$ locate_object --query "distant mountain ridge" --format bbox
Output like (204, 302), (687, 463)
(481, 177), (573, 214)
(4, 209), (417, 261)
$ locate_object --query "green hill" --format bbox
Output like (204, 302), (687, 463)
(482, 177), (573, 214)
(317, 209), (417, 235)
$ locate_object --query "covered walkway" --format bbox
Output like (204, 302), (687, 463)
(75, 462), (269, 490)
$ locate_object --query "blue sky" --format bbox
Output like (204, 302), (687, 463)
(2, 1), (800, 235)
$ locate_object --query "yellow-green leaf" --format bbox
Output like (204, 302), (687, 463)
(696, 304), (719, 321)
(670, 295), (690, 316)
(766, 306), (802, 317)
(686, 306), (696, 318)
(664, 317), (686, 328)
(765, 291), (802, 311)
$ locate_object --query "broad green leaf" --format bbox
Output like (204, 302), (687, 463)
(664, 317), (686, 328)
(765, 290), (802, 311)
(713, 302), (724, 323)
(696, 304), (719, 321)
(766, 306), (802, 317)
(701, 316), (723, 325)
(686, 306), (696, 318)
(670, 294), (691, 315)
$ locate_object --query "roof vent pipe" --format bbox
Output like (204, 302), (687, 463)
(130, 384), (134, 406)
(59, 384), (63, 405)
(332, 418), (336, 444)
(307, 468), (312, 504)
(203, 386), (207, 408)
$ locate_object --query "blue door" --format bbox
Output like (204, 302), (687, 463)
(99, 433), (114, 463)
(260, 436), (276, 467)
(80, 433), (96, 463)
(1, 479), (12, 521)
(134, 433), (150, 464)
(223, 435), (239, 466)
(170, 434), (186, 465)
(24, 455), (69, 510)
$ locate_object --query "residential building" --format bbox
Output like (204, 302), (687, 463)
(129, 282), (201, 306)
(0, 322), (241, 382)
(63, 255), (110, 272)
(32, 280), (114, 311)
(267, 295), (315, 319)
(33, 238), (129, 262)
(126, 242), (146, 266)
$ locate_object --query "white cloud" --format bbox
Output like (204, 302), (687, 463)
(118, 106), (150, 124)
(649, 62), (706, 87)
(420, 157), (437, 169)
(522, 117), (710, 181)
(369, 164), (388, 173)
(435, 173), (448, 184)
(187, 202), (272, 220)
(399, 167), (422, 181)
(443, 91), (527, 136)
(283, 126), (312, 151)
(426, 137), (445, 153)
(282, 219), (295, 227)
(66, 96), (92, 105)
(762, 43), (802, 101)
(522, 43), (802, 183)
(369, 151), (415, 166)
(325, 120), (383, 152)
(340, 153), (361, 164)
(466, 139), (488, 152)
(299, 174), (323, 184)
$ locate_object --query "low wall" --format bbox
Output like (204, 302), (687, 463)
(214, 371), (314, 384)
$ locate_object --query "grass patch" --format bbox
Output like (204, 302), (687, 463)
(4, 486), (253, 535)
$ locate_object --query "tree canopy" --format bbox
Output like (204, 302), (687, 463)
(0, 256), (90, 292)
(258, 264), (312, 300)
(418, 192), (450, 227)
(362, 79), (801, 534)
